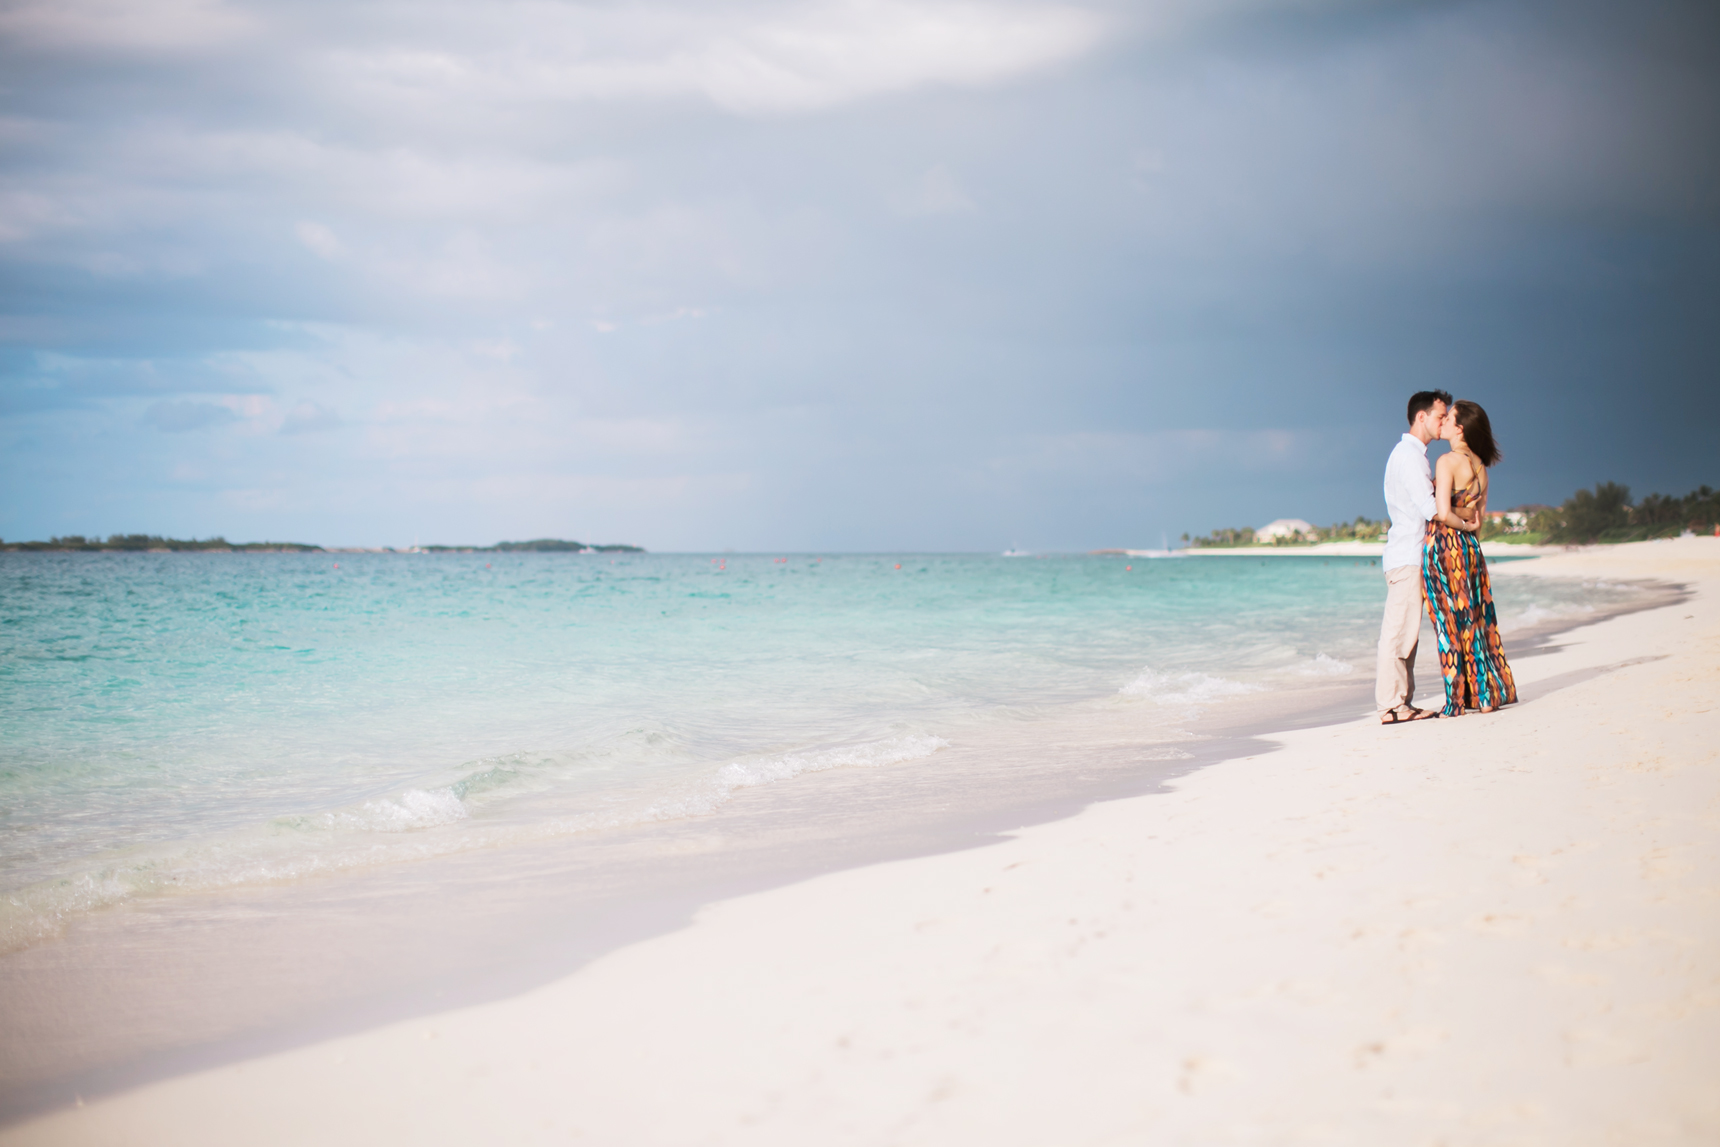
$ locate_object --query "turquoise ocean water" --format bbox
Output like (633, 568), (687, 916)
(0, 551), (1637, 951)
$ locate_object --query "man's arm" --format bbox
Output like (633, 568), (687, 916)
(1408, 452), (1436, 522)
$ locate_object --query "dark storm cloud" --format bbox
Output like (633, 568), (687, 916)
(1, 0), (1716, 547)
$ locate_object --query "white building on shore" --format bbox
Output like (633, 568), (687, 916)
(1255, 518), (1319, 542)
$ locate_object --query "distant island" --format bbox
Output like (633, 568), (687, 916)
(1184, 482), (1718, 549)
(0, 535), (323, 553)
(424, 539), (645, 554)
(0, 535), (646, 554)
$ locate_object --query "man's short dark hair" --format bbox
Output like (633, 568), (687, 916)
(1407, 390), (1453, 425)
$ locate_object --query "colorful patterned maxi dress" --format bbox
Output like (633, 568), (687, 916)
(1422, 477), (1518, 716)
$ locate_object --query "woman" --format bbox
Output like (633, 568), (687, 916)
(1422, 400), (1518, 716)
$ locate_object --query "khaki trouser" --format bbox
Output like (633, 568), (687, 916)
(1375, 564), (1424, 716)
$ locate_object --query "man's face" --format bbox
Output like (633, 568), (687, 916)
(1415, 401), (1447, 440)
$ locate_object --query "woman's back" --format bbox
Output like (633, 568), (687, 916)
(1438, 451), (1486, 516)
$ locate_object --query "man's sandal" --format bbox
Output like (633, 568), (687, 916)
(1380, 705), (1437, 724)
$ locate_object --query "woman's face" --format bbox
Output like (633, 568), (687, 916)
(1439, 404), (1457, 442)
(1445, 408), (1467, 449)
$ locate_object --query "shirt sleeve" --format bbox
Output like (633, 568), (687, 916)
(1412, 453), (1436, 520)
(1384, 442), (1437, 524)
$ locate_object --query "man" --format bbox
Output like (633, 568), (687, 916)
(1377, 390), (1451, 724)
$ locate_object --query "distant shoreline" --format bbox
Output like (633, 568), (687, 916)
(0, 537), (645, 554)
(0, 541), (1642, 557)
(1094, 540), (1559, 558)
(1173, 539), (1562, 559)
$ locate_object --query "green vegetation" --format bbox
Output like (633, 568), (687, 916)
(1182, 482), (1717, 550)
(1317, 517), (1389, 543)
(1183, 517), (1386, 549)
(1182, 526), (1258, 548)
(492, 539), (644, 553)
(1531, 483), (1719, 545)
(422, 539), (645, 553)
(2, 534), (646, 554)
(0, 534), (321, 552)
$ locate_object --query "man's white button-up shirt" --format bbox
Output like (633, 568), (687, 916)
(1383, 433), (1436, 572)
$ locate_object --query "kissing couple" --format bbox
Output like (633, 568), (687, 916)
(1377, 390), (1518, 724)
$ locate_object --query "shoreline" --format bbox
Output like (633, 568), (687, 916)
(0, 546), (1699, 1131)
(1, 673), (1384, 1123)
(1174, 539), (1565, 558)
(30, 536), (1699, 1142)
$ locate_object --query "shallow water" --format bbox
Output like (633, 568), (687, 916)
(0, 550), (1640, 951)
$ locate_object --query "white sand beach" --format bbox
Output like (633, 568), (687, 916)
(5, 538), (1717, 1146)
(1176, 539), (1566, 559)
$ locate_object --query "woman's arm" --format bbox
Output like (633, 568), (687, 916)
(1458, 466), (1483, 531)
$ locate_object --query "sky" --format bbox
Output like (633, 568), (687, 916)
(2, 0), (1717, 551)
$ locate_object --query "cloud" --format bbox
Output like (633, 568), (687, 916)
(0, 187), (80, 244)
(142, 399), (240, 432)
(329, 0), (1108, 116)
(893, 164), (975, 215)
(0, 0), (255, 54)
(954, 428), (1311, 494)
(294, 221), (344, 260)
(469, 338), (519, 360)
(280, 400), (341, 434)
(2, 0), (1716, 550)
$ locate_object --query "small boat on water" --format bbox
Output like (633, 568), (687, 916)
(1001, 548), (1032, 557)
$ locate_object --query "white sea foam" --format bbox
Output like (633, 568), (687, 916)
(1504, 602), (1595, 631)
(721, 734), (947, 788)
(0, 733), (950, 955)
(311, 788), (472, 833)
(1296, 653), (1354, 677)
(641, 734), (948, 821)
(1118, 669), (1262, 705)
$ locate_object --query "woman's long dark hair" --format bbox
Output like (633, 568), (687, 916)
(1454, 400), (1501, 467)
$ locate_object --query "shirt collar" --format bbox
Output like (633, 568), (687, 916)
(1401, 432), (1427, 455)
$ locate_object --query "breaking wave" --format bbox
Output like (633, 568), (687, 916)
(1296, 653), (1354, 677)
(1118, 669), (1263, 705)
(0, 732), (947, 955)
